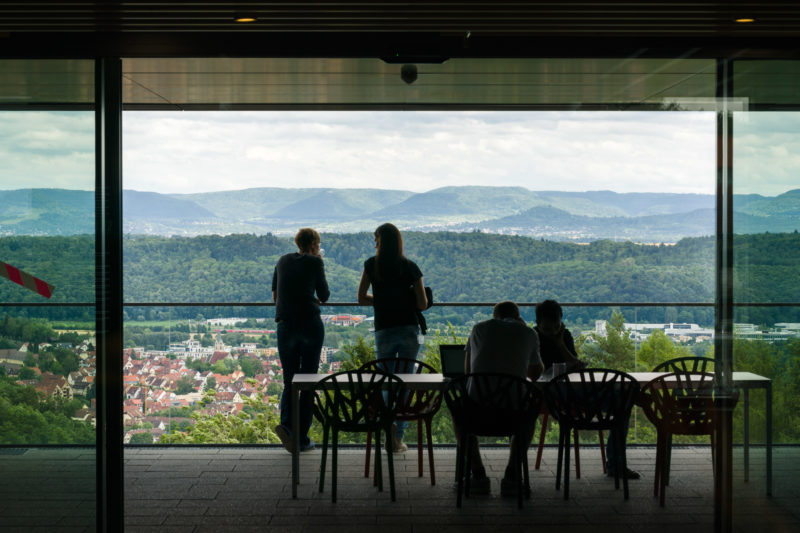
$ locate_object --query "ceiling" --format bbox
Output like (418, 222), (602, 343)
(0, 1), (797, 37)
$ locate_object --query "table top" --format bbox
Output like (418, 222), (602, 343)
(292, 370), (769, 388)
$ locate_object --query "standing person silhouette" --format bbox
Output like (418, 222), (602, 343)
(358, 222), (428, 453)
(272, 228), (330, 453)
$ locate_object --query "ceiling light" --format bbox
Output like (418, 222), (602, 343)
(234, 15), (257, 23)
(735, 18), (755, 23)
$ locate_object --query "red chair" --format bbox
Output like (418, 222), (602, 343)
(359, 357), (443, 485)
(640, 371), (736, 506)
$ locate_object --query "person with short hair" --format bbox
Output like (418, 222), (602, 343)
(534, 299), (639, 480)
(358, 222), (428, 452)
(458, 300), (544, 496)
(272, 228), (330, 453)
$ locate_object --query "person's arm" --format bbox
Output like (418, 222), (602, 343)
(412, 277), (427, 310)
(527, 331), (544, 381)
(357, 270), (373, 305)
(464, 342), (471, 375)
(315, 258), (330, 304)
(527, 361), (544, 382)
(555, 324), (582, 366)
(271, 267), (278, 303)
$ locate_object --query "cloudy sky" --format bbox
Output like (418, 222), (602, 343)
(1, 110), (798, 195)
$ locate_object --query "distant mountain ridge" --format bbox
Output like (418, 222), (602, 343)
(1, 186), (798, 242)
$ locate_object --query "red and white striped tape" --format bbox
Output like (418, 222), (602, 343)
(1, 261), (54, 298)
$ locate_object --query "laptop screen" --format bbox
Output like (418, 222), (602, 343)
(438, 344), (466, 378)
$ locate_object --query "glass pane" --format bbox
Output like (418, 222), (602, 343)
(733, 97), (800, 506)
(122, 108), (715, 447)
(0, 60), (96, 532)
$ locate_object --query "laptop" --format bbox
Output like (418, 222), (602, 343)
(438, 344), (467, 378)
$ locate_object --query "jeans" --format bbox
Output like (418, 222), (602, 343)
(374, 324), (421, 440)
(278, 316), (324, 446)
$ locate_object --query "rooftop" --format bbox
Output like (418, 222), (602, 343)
(1, 445), (797, 533)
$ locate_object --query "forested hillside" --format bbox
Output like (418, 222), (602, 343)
(2, 232), (799, 324)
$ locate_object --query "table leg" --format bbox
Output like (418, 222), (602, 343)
(743, 387), (749, 482)
(766, 382), (772, 497)
(292, 383), (300, 499)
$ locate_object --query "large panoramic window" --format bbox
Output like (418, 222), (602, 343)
(120, 109), (720, 444)
(0, 59), (96, 530)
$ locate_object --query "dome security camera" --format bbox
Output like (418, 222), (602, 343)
(400, 64), (418, 84)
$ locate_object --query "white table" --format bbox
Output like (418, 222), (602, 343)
(290, 371), (772, 498)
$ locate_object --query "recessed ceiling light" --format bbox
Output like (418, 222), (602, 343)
(234, 15), (257, 23)
(735, 18), (755, 23)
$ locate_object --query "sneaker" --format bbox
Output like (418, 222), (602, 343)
(468, 475), (491, 495)
(607, 467), (641, 480)
(300, 440), (316, 452)
(274, 424), (294, 454)
(500, 476), (531, 498)
(385, 423), (408, 453)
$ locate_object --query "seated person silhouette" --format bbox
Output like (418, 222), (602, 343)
(457, 300), (544, 496)
(534, 299), (640, 480)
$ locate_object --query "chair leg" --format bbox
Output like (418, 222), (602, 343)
(364, 430), (372, 478)
(514, 440), (523, 509)
(375, 429), (384, 492)
(620, 430), (630, 500)
(456, 435), (465, 508)
(598, 429), (607, 474)
(417, 419), (424, 477)
(319, 424), (329, 493)
(387, 425), (397, 502)
(535, 412), (549, 470)
(653, 431), (666, 498)
(573, 428), (581, 479)
(563, 426), (571, 500)
(710, 431), (716, 480)
(425, 416), (436, 486)
(665, 433), (673, 486)
(612, 430), (620, 491)
(464, 434), (473, 498)
(523, 444), (531, 499)
(331, 428), (339, 503)
(555, 424), (564, 491)
(659, 433), (668, 506)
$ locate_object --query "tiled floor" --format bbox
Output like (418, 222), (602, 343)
(1, 445), (798, 533)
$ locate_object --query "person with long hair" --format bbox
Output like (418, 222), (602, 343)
(358, 222), (428, 452)
(272, 228), (330, 453)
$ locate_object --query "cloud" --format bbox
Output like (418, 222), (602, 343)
(0, 111), (94, 190)
(123, 110), (721, 194)
(2, 109), (796, 198)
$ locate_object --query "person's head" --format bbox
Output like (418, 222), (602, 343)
(294, 228), (321, 255)
(493, 300), (521, 321)
(374, 222), (403, 258)
(535, 299), (563, 334)
(373, 223), (405, 280)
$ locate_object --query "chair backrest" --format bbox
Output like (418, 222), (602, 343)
(444, 372), (541, 437)
(639, 371), (720, 434)
(438, 344), (466, 378)
(653, 356), (715, 373)
(359, 357), (442, 416)
(312, 370), (405, 431)
(359, 357), (433, 375)
(545, 368), (640, 430)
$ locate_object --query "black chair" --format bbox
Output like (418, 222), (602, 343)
(312, 370), (405, 502)
(444, 373), (542, 509)
(640, 371), (736, 506)
(653, 356), (715, 373)
(545, 368), (640, 500)
(360, 357), (443, 485)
